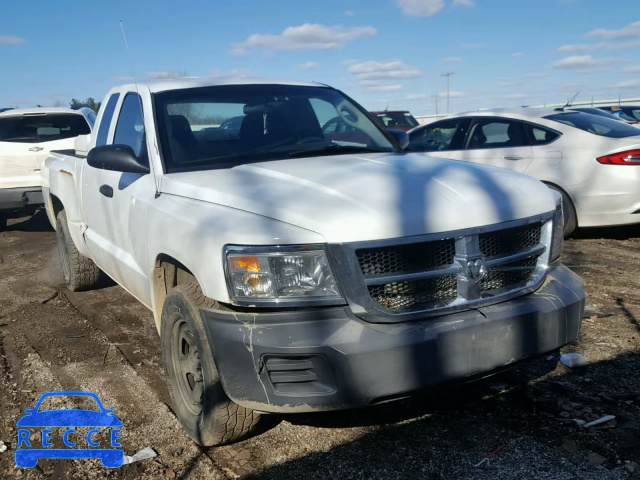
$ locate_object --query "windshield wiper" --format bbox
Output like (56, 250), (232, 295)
(289, 144), (390, 158)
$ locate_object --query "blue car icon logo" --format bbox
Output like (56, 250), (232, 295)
(15, 391), (124, 468)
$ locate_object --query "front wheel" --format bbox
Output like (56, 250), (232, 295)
(56, 210), (101, 291)
(161, 283), (261, 446)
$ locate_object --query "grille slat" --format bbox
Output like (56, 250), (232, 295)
(355, 222), (545, 315)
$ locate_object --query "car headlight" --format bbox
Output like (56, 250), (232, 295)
(550, 201), (564, 262)
(224, 246), (344, 306)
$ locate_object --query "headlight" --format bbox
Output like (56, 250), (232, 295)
(225, 246), (344, 306)
(550, 201), (564, 262)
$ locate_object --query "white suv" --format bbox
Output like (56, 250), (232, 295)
(0, 108), (92, 228)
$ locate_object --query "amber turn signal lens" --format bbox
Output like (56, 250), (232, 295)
(229, 256), (262, 272)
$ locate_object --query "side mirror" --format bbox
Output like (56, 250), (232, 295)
(74, 134), (91, 157)
(388, 129), (410, 150)
(87, 145), (150, 174)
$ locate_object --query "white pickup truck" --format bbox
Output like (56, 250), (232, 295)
(43, 77), (585, 446)
(0, 107), (93, 228)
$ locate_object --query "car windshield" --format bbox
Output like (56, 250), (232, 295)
(154, 84), (396, 173)
(374, 112), (419, 128)
(0, 114), (91, 144)
(544, 112), (640, 138)
(37, 395), (101, 412)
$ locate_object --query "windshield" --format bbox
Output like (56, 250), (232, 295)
(374, 112), (419, 128)
(154, 84), (396, 173)
(544, 112), (640, 139)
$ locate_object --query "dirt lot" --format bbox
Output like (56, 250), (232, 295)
(0, 211), (639, 480)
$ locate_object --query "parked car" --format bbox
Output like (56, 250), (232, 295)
(370, 110), (419, 131)
(569, 107), (639, 125)
(598, 105), (640, 123)
(43, 78), (583, 446)
(0, 108), (92, 229)
(407, 108), (640, 235)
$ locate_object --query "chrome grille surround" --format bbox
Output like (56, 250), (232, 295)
(326, 212), (554, 323)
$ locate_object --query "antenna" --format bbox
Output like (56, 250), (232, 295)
(555, 91), (580, 112)
(119, 20), (141, 95)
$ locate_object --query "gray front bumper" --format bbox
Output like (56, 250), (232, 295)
(202, 265), (585, 413)
(0, 187), (44, 212)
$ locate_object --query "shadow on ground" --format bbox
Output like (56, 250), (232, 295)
(242, 349), (640, 480)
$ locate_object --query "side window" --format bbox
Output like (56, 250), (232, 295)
(113, 93), (146, 158)
(95, 94), (120, 147)
(466, 119), (529, 149)
(524, 124), (560, 146)
(406, 119), (464, 152)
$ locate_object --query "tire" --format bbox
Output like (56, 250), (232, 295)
(161, 283), (261, 446)
(56, 210), (101, 291)
(547, 185), (577, 237)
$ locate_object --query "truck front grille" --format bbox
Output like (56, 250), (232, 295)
(354, 220), (549, 315)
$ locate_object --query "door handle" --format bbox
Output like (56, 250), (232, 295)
(504, 155), (524, 161)
(99, 185), (114, 198)
(28, 146), (44, 152)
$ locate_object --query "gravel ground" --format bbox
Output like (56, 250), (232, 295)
(0, 211), (639, 479)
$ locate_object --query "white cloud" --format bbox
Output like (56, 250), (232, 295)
(0, 35), (25, 45)
(348, 60), (422, 80)
(353, 80), (404, 93)
(397, 0), (474, 16)
(443, 57), (463, 63)
(397, 0), (444, 17)
(438, 90), (466, 98)
(146, 71), (189, 80)
(405, 94), (429, 100)
(512, 52), (523, 58)
(345, 10), (355, 16)
(231, 24), (376, 54)
(613, 80), (640, 89)
(299, 61), (319, 70)
(524, 73), (551, 79)
(558, 41), (640, 52)
(461, 43), (485, 49)
(623, 66), (640, 74)
(552, 55), (621, 71)
(588, 21), (640, 40)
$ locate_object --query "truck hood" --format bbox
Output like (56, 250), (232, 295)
(159, 153), (556, 243)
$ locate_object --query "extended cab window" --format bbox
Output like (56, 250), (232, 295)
(95, 94), (120, 147)
(466, 119), (528, 149)
(406, 118), (466, 152)
(0, 114), (90, 144)
(113, 93), (146, 158)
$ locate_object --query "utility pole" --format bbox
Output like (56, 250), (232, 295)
(441, 71), (455, 114)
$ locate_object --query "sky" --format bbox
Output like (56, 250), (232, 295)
(1, 0), (639, 115)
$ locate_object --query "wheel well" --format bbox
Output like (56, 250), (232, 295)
(50, 195), (64, 223)
(152, 255), (198, 328)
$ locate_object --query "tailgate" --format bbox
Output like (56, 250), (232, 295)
(0, 141), (41, 189)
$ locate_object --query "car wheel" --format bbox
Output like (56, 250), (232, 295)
(56, 210), (101, 291)
(161, 282), (261, 446)
(547, 185), (577, 237)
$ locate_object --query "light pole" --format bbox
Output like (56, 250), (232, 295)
(441, 71), (455, 114)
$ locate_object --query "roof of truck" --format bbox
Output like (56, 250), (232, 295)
(0, 107), (84, 117)
(118, 77), (327, 94)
